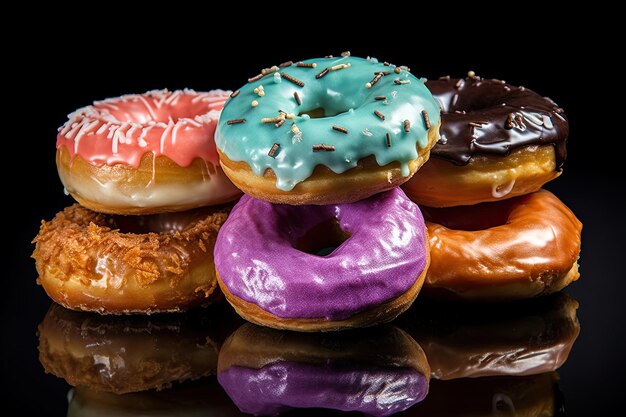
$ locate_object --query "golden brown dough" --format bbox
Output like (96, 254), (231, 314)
(33, 204), (231, 314)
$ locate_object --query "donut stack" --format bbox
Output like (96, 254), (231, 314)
(33, 89), (242, 313)
(402, 73), (582, 301)
(213, 54), (441, 331)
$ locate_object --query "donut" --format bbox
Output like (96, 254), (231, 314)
(215, 55), (440, 205)
(217, 323), (430, 416)
(32, 204), (230, 314)
(402, 73), (568, 207)
(421, 190), (581, 301)
(213, 188), (430, 331)
(37, 303), (240, 393)
(57, 89), (241, 215)
(397, 292), (580, 379)
(412, 373), (562, 417)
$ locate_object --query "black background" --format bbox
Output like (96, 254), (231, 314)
(4, 19), (624, 415)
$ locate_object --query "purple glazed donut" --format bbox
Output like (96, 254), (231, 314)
(214, 187), (430, 331)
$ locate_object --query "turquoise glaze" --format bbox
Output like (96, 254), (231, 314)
(216, 56), (440, 191)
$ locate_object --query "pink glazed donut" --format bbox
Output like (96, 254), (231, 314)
(214, 188), (430, 332)
(56, 89), (241, 214)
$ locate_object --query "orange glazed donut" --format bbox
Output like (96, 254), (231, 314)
(421, 190), (581, 301)
(57, 89), (241, 215)
(32, 204), (230, 314)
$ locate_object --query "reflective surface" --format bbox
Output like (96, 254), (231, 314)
(31, 292), (578, 416)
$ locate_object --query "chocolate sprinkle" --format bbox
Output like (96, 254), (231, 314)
(281, 72), (305, 87)
(374, 110), (385, 120)
(422, 110), (431, 129)
(279, 61), (293, 68)
(386, 133), (391, 147)
(332, 125), (349, 134)
(294, 91), (302, 106)
(404, 119), (411, 132)
(248, 74), (263, 83)
(375, 96), (387, 101)
(268, 143), (280, 158)
(227, 118), (246, 125)
(312, 144), (335, 152)
(316, 68), (330, 79)
(230, 90), (240, 98)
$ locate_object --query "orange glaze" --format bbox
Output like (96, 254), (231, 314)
(422, 190), (582, 301)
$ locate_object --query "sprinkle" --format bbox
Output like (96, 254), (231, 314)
(376, 71), (391, 75)
(467, 70), (476, 78)
(275, 118), (285, 127)
(291, 124), (301, 134)
(261, 66), (280, 75)
(273, 73), (281, 83)
(316, 68), (330, 79)
(332, 125), (349, 134)
(468, 122), (484, 128)
(404, 119), (410, 132)
(294, 92), (302, 105)
(296, 62), (317, 68)
(366, 72), (383, 89)
(281, 72), (305, 87)
(262, 115), (286, 124)
(227, 118), (246, 125)
(251, 100), (259, 107)
(386, 133), (392, 147)
(341, 51), (351, 56)
(383, 61), (391, 66)
(375, 96), (387, 101)
(394, 79), (410, 85)
(253, 85), (265, 96)
(374, 110), (385, 120)
(329, 63), (351, 71)
(421, 110), (431, 129)
(248, 74), (263, 83)
(394, 67), (401, 74)
(362, 128), (373, 137)
(268, 143), (280, 158)
(230, 90), (240, 98)
(313, 144), (335, 152)
(286, 113), (295, 119)
(455, 79), (464, 88)
(279, 61), (293, 68)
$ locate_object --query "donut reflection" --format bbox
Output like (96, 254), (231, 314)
(395, 292), (578, 416)
(217, 324), (431, 416)
(37, 302), (242, 394)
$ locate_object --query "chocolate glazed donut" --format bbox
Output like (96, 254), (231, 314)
(403, 73), (569, 207)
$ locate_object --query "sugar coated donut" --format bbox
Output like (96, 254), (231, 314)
(403, 74), (568, 207)
(421, 190), (581, 300)
(216, 55), (440, 205)
(217, 324), (430, 416)
(57, 89), (241, 214)
(214, 188), (429, 331)
(33, 204), (230, 313)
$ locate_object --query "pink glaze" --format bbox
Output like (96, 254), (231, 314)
(56, 89), (229, 168)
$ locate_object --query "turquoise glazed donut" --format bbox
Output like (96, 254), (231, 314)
(216, 54), (441, 205)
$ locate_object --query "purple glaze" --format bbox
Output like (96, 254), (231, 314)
(218, 362), (428, 416)
(214, 188), (428, 320)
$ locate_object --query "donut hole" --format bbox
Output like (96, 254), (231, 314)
(422, 198), (518, 231)
(104, 207), (216, 234)
(292, 218), (351, 256)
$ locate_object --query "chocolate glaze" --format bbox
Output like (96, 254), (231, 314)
(426, 75), (568, 168)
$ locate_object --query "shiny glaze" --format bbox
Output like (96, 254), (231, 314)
(426, 76), (568, 168)
(219, 363), (426, 416)
(57, 89), (229, 167)
(423, 190), (582, 296)
(217, 324), (429, 417)
(214, 188), (428, 320)
(216, 56), (440, 191)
